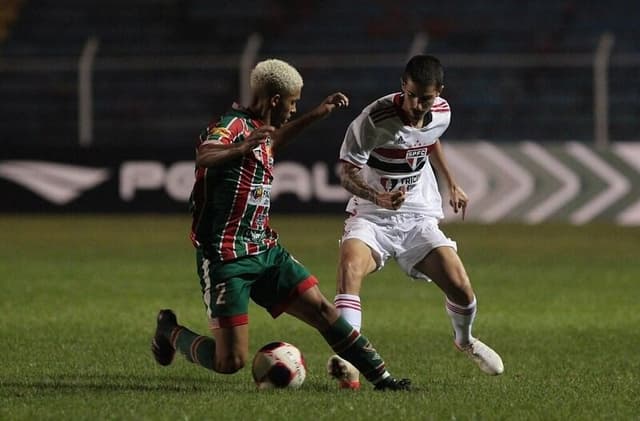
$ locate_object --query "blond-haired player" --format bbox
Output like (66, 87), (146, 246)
(151, 59), (411, 390)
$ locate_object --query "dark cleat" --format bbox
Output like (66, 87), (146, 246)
(374, 377), (412, 391)
(151, 309), (178, 366)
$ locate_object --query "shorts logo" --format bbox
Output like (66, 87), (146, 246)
(406, 149), (427, 170)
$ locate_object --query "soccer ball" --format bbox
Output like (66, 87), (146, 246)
(251, 341), (306, 389)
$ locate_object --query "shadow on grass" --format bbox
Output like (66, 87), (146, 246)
(1, 372), (369, 397)
(0, 372), (241, 396)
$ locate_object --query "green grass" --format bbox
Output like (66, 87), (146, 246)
(1, 215), (638, 420)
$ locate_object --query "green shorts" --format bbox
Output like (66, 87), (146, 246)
(196, 245), (318, 329)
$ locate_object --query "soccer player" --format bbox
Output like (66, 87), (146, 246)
(328, 55), (504, 389)
(151, 58), (410, 391)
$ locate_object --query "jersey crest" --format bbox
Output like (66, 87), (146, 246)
(406, 149), (427, 170)
(340, 93), (452, 218)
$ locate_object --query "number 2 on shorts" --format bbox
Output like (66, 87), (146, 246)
(215, 282), (226, 305)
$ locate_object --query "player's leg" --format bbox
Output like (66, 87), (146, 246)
(336, 215), (388, 327)
(151, 308), (249, 373)
(335, 238), (378, 330)
(259, 245), (408, 390)
(414, 246), (475, 344)
(332, 215), (392, 388)
(329, 238), (379, 388)
(332, 216), (389, 388)
(285, 285), (410, 390)
(414, 246), (503, 375)
(210, 324), (249, 373)
(152, 248), (252, 374)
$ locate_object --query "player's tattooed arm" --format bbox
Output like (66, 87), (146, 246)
(339, 162), (377, 202)
(339, 162), (405, 210)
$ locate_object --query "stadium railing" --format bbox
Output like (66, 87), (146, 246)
(1, 32), (639, 148)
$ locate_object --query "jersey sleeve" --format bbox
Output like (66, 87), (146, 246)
(431, 98), (452, 138)
(203, 126), (233, 145)
(339, 112), (378, 168)
(198, 117), (242, 150)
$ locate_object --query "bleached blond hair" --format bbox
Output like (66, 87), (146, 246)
(250, 59), (303, 97)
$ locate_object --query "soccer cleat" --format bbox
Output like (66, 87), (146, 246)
(151, 309), (178, 366)
(456, 338), (504, 375)
(373, 377), (412, 391)
(327, 355), (361, 389)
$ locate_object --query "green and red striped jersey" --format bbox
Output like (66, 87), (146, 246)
(190, 103), (278, 261)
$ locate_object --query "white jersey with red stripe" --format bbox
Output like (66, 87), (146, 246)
(340, 92), (451, 218)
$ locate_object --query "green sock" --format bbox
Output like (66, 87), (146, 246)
(169, 326), (216, 371)
(321, 316), (389, 384)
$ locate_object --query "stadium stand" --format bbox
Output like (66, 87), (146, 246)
(0, 0), (637, 147)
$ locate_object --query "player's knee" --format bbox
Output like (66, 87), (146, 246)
(215, 354), (246, 374)
(289, 288), (340, 330)
(306, 295), (340, 329)
(319, 298), (340, 321)
(339, 260), (368, 289)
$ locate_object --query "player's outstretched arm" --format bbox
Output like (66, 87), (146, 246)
(271, 92), (349, 155)
(339, 161), (405, 210)
(430, 139), (468, 219)
(196, 125), (275, 168)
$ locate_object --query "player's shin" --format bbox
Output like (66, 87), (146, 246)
(332, 294), (363, 388)
(445, 295), (477, 346)
(171, 326), (217, 370)
(321, 316), (390, 385)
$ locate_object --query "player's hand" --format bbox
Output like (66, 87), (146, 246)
(374, 190), (405, 210)
(316, 92), (349, 117)
(243, 125), (275, 152)
(449, 184), (469, 220)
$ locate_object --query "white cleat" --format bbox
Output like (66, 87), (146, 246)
(456, 338), (504, 375)
(327, 354), (361, 389)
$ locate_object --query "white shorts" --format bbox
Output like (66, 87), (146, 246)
(342, 213), (457, 280)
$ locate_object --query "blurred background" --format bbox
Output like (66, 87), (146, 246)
(1, 0), (638, 223)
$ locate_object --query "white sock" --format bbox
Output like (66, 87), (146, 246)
(445, 296), (477, 346)
(334, 293), (362, 332)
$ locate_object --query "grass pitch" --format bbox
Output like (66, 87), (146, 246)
(1, 215), (638, 420)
